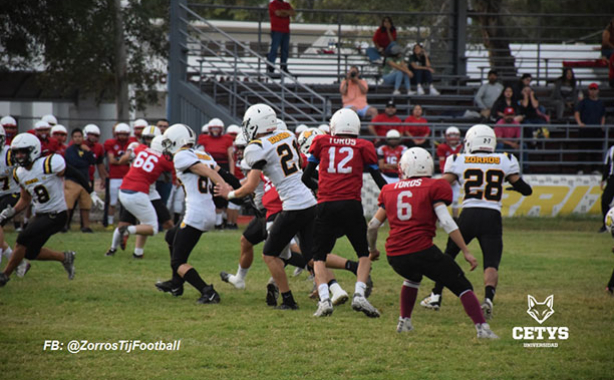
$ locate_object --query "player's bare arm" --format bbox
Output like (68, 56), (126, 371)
(215, 168), (261, 199)
(366, 207), (387, 261)
(433, 201), (477, 271)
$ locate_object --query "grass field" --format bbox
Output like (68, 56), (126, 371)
(0, 217), (612, 380)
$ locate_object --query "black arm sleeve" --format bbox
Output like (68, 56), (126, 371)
(510, 177), (532, 196)
(64, 164), (93, 193)
(301, 162), (319, 191)
(217, 168), (242, 189)
(367, 165), (387, 190)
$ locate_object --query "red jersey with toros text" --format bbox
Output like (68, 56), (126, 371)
(104, 138), (132, 178)
(197, 134), (234, 165)
(378, 177), (452, 256)
(120, 145), (174, 194)
(435, 143), (462, 173)
(309, 135), (378, 203)
(376, 144), (407, 175)
(261, 174), (283, 219)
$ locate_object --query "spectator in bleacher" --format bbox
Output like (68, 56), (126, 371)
(602, 18), (614, 59)
(491, 86), (522, 123)
(513, 73), (532, 103)
(382, 44), (414, 95)
(551, 68), (582, 120)
(574, 83), (606, 174)
(368, 100), (402, 143)
(474, 69), (503, 119)
(339, 66), (378, 120)
(519, 85), (547, 141)
(366, 16), (397, 65)
(403, 104), (431, 149)
(267, 0), (295, 74)
(408, 43), (439, 96)
(495, 107), (521, 152)
(609, 54), (614, 88)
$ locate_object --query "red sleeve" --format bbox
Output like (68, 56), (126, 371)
(377, 187), (386, 207)
(197, 134), (207, 146)
(309, 135), (323, 158)
(268, 1), (276, 17)
(431, 179), (453, 205)
(361, 140), (378, 166)
(494, 126), (504, 138)
(103, 139), (114, 152)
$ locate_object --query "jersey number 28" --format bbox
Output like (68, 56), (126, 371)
(463, 169), (504, 201)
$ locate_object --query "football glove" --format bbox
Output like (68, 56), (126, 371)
(0, 205), (16, 224)
(90, 192), (104, 210)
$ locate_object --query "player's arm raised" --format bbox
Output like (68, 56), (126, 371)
(433, 201), (477, 271)
(366, 207), (387, 261)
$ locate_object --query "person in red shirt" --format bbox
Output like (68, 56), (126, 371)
(436, 126), (463, 217)
(267, 0), (295, 74)
(30, 120), (60, 156)
(51, 125), (68, 156)
(366, 147), (498, 338)
(377, 129), (407, 183)
(403, 104), (431, 149)
(225, 131), (246, 230)
(494, 107), (521, 152)
(105, 137), (174, 258)
(368, 100), (403, 142)
(103, 123), (132, 227)
(366, 16), (397, 64)
(1, 116), (18, 146)
(302, 108), (387, 318)
(133, 118), (147, 141)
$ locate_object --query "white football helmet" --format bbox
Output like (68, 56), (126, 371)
(318, 124), (330, 134)
(208, 118), (224, 136)
(276, 119), (288, 131)
(51, 124), (67, 136)
(0, 116), (16, 127)
(150, 135), (165, 154)
(386, 129), (401, 139)
(464, 124), (496, 153)
(399, 147), (434, 179)
(163, 123), (196, 155)
(227, 124), (241, 135)
(298, 128), (324, 155)
(295, 124), (308, 135)
(133, 118), (148, 129)
(234, 132), (247, 147)
(201, 122), (209, 134)
(34, 120), (50, 130)
(83, 124), (101, 138)
(142, 126), (161, 138)
(41, 114), (57, 126)
(115, 123), (131, 134)
(11, 133), (41, 167)
(0, 125), (6, 147)
(446, 126), (460, 136)
(330, 109), (360, 136)
(242, 104), (277, 141)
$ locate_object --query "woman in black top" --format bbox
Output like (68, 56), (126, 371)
(490, 86), (522, 122)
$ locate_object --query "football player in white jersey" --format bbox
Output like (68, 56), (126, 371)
(420, 124), (533, 318)
(155, 124), (240, 304)
(216, 104), (317, 310)
(0, 134), (75, 286)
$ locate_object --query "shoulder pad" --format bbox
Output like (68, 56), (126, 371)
(43, 155), (54, 174)
(248, 139), (262, 148)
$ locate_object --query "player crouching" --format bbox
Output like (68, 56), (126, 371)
(0, 134), (75, 286)
(367, 147), (498, 338)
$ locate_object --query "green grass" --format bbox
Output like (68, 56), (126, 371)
(1, 217), (613, 380)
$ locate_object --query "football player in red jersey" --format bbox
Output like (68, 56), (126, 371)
(1, 116), (18, 146)
(31, 120), (60, 156)
(51, 125), (68, 156)
(302, 109), (387, 317)
(367, 147), (498, 338)
(103, 123), (132, 227)
(377, 129), (407, 183)
(436, 126), (463, 217)
(133, 118), (148, 141)
(224, 125), (244, 230)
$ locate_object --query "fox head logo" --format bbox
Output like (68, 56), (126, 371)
(527, 295), (554, 324)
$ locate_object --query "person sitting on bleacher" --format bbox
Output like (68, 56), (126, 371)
(408, 44), (439, 96)
(403, 104), (431, 149)
(491, 86), (523, 123)
(368, 100), (403, 145)
(340, 66), (378, 120)
(474, 70), (503, 120)
(519, 85), (548, 141)
(382, 44), (414, 96)
(366, 17), (397, 65)
(550, 68), (582, 121)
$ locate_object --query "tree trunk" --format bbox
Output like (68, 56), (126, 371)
(112, 0), (129, 121)
(470, 0), (516, 77)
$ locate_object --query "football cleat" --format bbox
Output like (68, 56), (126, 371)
(266, 283), (279, 306)
(476, 323), (499, 339)
(313, 298), (333, 317)
(420, 292), (441, 310)
(104, 248), (117, 257)
(0, 272), (9, 287)
(63, 251), (76, 280)
(219, 271), (245, 290)
(351, 293), (380, 318)
(16, 261), (31, 278)
(365, 274), (374, 298)
(331, 287), (349, 306)
(155, 280), (184, 297)
(197, 285), (220, 304)
(481, 298), (493, 320)
(132, 253), (143, 260)
(276, 302), (299, 310)
(396, 317), (414, 333)
(119, 226), (130, 250)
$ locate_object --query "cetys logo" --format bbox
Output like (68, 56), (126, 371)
(513, 295), (569, 348)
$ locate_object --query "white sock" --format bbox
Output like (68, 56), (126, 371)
(329, 282), (342, 296)
(318, 284), (330, 301)
(127, 226), (137, 234)
(215, 213), (222, 225)
(111, 228), (121, 249)
(4, 247), (12, 259)
(108, 216), (114, 225)
(134, 248), (144, 256)
(355, 281), (367, 297)
(237, 265), (249, 280)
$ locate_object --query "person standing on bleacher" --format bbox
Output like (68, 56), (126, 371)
(267, 0), (295, 75)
